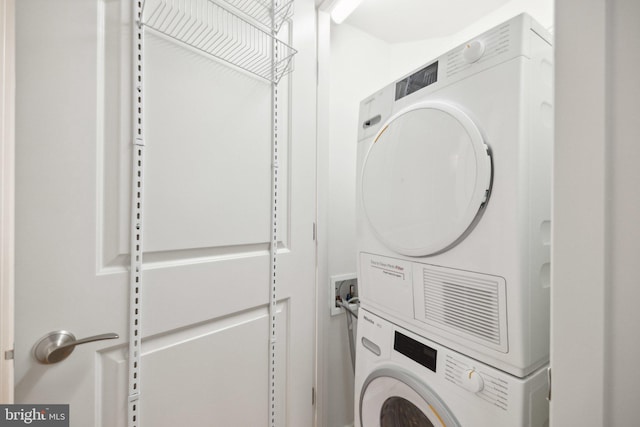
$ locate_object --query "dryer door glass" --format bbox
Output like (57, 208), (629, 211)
(360, 372), (460, 427)
(361, 102), (492, 256)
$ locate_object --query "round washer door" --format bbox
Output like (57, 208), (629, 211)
(359, 368), (460, 427)
(361, 101), (492, 256)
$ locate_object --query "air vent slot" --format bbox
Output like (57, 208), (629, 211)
(414, 264), (508, 353)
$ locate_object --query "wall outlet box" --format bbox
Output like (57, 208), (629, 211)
(330, 274), (358, 316)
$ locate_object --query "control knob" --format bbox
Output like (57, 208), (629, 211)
(461, 369), (484, 393)
(462, 40), (485, 63)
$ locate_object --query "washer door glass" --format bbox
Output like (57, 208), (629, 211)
(381, 396), (434, 427)
(360, 370), (460, 427)
(361, 101), (492, 256)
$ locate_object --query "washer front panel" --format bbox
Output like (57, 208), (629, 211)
(361, 101), (492, 257)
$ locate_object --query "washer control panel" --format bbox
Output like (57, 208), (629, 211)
(444, 354), (509, 411)
(393, 331), (437, 372)
(461, 368), (485, 393)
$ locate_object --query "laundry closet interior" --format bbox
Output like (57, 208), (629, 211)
(317, 1), (553, 426)
(5, 0), (640, 426)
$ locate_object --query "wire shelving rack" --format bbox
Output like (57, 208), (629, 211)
(141, 0), (296, 83)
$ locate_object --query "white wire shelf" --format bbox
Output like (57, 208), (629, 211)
(141, 0), (296, 83)
(220, 0), (294, 31)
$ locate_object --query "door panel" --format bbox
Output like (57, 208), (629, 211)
(143, 30), (287, 253)
(97, 304), (288, 427)
(140, 305), (288, 427)
(15, 1), (315, 426)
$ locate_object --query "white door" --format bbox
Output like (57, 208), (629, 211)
(14, 1), (316, 426)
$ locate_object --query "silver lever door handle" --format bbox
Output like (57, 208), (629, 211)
(33, 330), (119, 364)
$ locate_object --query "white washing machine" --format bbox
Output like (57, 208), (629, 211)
(354, 308), (550, 427)
(356, 14), (553, 377)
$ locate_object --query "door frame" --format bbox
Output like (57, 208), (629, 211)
(0, 0), (15, 404)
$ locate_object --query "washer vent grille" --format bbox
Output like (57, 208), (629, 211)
(422, 267), (505, 348)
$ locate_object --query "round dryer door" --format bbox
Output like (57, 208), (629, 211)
(361, 101), (492, 256)
(359, 369), (460, 427)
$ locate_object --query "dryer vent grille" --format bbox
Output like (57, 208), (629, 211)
(421, 267), (506, 348)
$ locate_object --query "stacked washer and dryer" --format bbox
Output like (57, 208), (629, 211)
(354, 14), (553, 427)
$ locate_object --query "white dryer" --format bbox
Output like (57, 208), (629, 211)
(354, 308), (550, 427)
(356, 14), (553, 377)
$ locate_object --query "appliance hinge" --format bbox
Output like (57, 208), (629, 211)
(313, 222), (317, 241)
(4, 349), (14, 360)
(546, 366), (552, 401)
(312, 387), (316, 406)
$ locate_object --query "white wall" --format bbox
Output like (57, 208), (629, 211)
(318, 20), (392, 427)
(0, 0), (15, 404)
(551, 0), (606, 424)
(318, 1), (553, 426)
(552, 0), (640, 425)
(604, 1), (640, 422)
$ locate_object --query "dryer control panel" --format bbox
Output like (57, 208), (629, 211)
(395, 61), (439, 100)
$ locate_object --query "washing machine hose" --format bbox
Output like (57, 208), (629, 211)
(338, 298), (360, 373)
